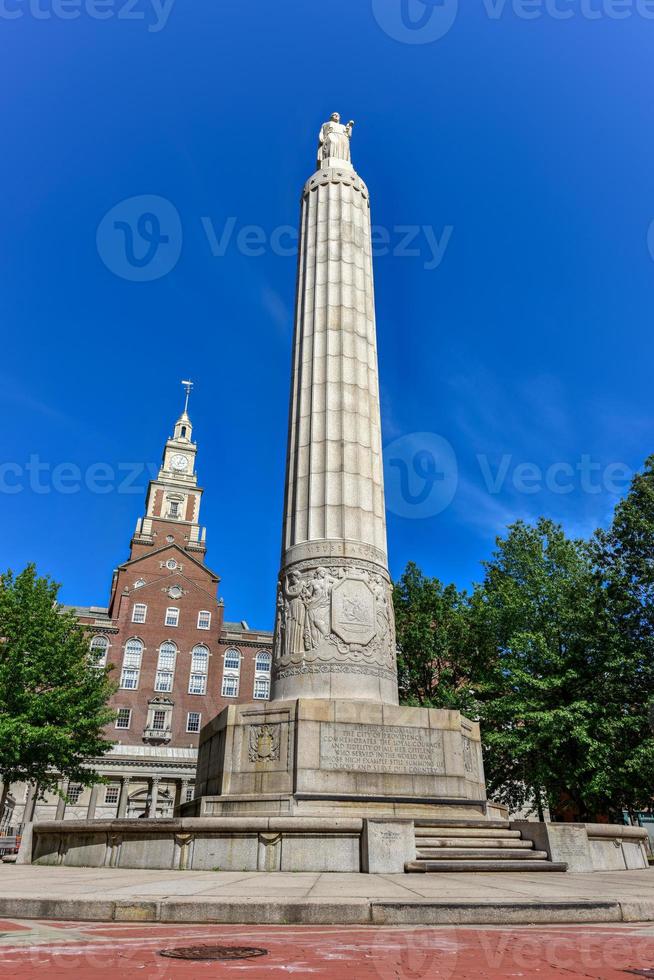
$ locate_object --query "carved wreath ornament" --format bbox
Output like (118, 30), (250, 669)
(248, 724), (281, 763)
(274, 561), (396, 674)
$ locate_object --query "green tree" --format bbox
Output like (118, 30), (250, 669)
(592, 456), (654, 815)
(470, 518), (614, 820)
(0, 565), (116, 821)
(394, 561), (479, 714)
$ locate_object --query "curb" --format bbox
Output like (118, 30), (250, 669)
(1, 895), (653, 926)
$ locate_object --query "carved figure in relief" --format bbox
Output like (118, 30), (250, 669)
(370, 576), (390, 637)
(305, 567), (335, 647)
(284, 570), (307, 657)
(317, 112), (354, 167)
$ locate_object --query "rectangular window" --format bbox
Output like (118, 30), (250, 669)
(222, 675), (239, 698)
(169, 501), (180, 517)
(152, 709), (167, 731)
(187, 711), (201, 733)
(104, 785), (120, 805)
(165, 607), (180, 627)
(185, 786), (194, 803)
(132, 603), (147, 624)
(155, 671), (173, 693)
(253, 677), (270, 700)
(189, 673), (207, 696)
(120, 668), (139, 690)
(197, 610), (211, 630)
(67, 784), (83, 804)
(224, 650), (240, 670)
(115, 708), (132, 729)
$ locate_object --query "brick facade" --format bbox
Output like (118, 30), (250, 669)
(2, 393), (272, 830)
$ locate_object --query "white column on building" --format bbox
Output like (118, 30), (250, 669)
(149, 776), (160, 818)
(272, 114), (398, 705)
(117, 776), (131, 819)
(87, 784), (99, 820)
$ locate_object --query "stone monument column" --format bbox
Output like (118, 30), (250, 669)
(272, 114), (398, 705)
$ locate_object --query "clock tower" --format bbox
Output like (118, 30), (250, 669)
(130, 381), (207, 560)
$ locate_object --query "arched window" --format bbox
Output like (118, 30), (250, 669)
(224, 648), (241, 671)
(89, 635), (109, 668)
(252, 651), (271, 700)
(189, 644), (209, 695)
(121, 639), (143, 690)
(222, 648), (241, 698)
(180, 426), (187, 438)
(155, 641), (177, 693)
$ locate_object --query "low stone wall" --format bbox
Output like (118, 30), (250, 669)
(512, 821), (650, 872)
(24, 816), (415, 874)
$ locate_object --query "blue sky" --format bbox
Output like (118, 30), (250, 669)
(2, 1), (653, 628)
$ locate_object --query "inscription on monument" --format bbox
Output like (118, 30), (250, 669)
(320, 723), (445, 775)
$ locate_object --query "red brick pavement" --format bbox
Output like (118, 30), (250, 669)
(1, 920), (653, 978)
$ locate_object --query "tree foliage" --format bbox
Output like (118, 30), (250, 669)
(394, 562), (478, 714)
(470, 519), (614, 819)
(0, 565), (116, 805)
(393, 456), (654, 820)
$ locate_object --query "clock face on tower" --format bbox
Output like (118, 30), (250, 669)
(170, 454), (189, 473)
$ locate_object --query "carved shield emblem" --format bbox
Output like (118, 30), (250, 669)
(331, 578), (377, 646)
(248, 724), (280, 763)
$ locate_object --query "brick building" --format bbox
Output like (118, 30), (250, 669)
(4, 388), (272, 829)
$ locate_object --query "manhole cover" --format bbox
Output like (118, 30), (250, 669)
(160, 945), (268, 961)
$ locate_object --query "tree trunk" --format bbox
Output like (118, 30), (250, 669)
(0, 781), (9, 830)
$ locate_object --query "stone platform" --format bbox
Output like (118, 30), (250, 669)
(188, 698), (489, 820)
(1, 865), (653, 925)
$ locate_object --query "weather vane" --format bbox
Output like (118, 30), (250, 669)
(181, 379), (193, 414)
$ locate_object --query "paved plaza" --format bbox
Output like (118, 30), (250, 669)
(1, 866), (653, 926)
(1, 918), (654, 978)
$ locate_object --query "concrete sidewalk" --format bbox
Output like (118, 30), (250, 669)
(1, 866), (653, 925)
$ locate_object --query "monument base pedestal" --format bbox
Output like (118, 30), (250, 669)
(187, 698), (490, 821)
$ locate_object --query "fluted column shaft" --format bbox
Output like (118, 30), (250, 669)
(272, 161), (398, 704)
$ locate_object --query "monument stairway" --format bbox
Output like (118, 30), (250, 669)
(405, 820), (568, 873)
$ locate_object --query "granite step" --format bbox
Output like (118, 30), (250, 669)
(406, 859), (569, 873)
(416, 837), (534, 851)
(415, 829), (523, 840)
(414, 819), (510, 830)
(415, 848), (550, 861)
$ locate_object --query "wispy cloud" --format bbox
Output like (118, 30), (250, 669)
(261, 286), (291, 339)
